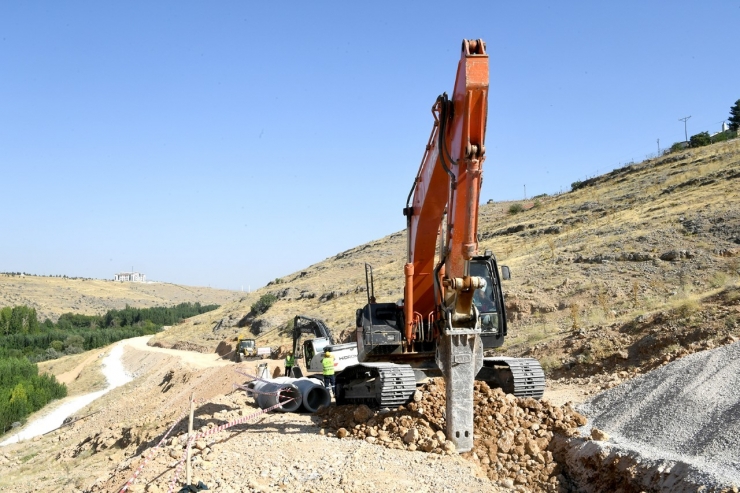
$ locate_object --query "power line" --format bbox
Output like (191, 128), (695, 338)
(678, 116), (691, 143)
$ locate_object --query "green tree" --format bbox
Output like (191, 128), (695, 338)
(690, 131), (711, 148)
(0, 307), (11, 335)
(9, 307), (25, 334)
(8, 382), (29, 419)
(730, 99), (740, 131)
(63, 334), (85, 350)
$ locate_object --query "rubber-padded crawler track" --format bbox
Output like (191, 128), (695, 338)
(478, 357), (545, 399)
(336, 363), (417, 408)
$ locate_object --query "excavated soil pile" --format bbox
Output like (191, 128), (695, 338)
(317, 379), (587, 492)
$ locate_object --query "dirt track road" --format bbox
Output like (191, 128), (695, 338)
(55, 348), (106, 385)
(123, 336), (231, 369)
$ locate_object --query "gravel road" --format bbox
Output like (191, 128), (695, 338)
(578, 340), (740, 490)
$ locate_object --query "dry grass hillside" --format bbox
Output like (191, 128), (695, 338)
(154, 139), (740, 373)
(0, 275), (241, 322)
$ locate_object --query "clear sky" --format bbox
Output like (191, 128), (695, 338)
(1, 1), (738, 290)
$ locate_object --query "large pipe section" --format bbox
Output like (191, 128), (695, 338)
(292, 378), (331, 413)
(273, 377), (331, 413)
(248, 376), (330, 413)
(248, 380), (302, 413)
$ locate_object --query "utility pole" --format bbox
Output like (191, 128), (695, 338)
(679, 116), (691, 143)
(523, 184), (526, 200)
(657, 138), (660, 154)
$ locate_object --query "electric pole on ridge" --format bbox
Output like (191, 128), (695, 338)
(679, 116), (691, 143)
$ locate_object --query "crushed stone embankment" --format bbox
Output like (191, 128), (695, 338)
(567, 340), (740, 492)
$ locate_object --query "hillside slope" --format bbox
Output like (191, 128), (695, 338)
(155, 139), (740, 364)
(0, 275), (241, 322)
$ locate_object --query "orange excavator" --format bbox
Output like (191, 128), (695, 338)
(335, 39), (544, 453)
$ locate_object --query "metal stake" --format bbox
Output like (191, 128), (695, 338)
(186, 393), (194, 486)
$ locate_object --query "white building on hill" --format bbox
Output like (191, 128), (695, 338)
(114, 272), (146, 282)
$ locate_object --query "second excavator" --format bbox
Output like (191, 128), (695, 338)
(334, 39), (544, 453)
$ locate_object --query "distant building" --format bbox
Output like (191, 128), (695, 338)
(114, 272), (146, 282)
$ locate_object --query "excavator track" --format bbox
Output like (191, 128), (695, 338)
(477, 357), (545, 399)
(335, 363), (417, 408)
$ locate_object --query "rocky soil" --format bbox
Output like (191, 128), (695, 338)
(317, 379), (588, 492)
(2, 139), (740, 492)
(1, 342), (515, 493)
(154, 139), (740, 364)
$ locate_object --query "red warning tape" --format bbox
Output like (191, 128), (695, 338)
(119, 399), (204, 493)
(232, 382), (286, 396)
(120, 369), (284, 493)
(233, 367), (276, 384)
(166, 398), (292, 493)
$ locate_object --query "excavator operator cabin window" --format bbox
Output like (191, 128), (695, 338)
(470, 261), (497, 314)
(304, 341), (315, 362)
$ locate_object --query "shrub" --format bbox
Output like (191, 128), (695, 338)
(675, 299), (700, 319)
(508, 203), (524, 215)
(570, 180), (583, 191)
(250, 294), (277, 316)
(709, 272), (727, 288)
(64, 345), (84, 355)
(63, 335), (85, 350)
(669, 142), (687, 153)
(44, 347), (62, 360)
(689, 131), (711, 148)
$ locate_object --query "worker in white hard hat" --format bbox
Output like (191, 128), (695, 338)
(322, 348), (336, 395)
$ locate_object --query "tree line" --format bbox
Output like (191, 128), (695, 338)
(0, 301), (219, 436)
(1, 302), (219, 361)
(1, 302), (218, 337)
(0, 358), (67, 434)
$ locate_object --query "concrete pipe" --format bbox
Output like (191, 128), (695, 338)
(249, 380), (302, 413)
(293, 378), (331, 413)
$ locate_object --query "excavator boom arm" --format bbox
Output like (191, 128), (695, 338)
(404, 39), (489, 341)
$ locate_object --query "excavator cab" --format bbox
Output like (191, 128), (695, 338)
(469, 252), (508, 349)
(355, 302), (404, 362)
(239, 339), (256, 351)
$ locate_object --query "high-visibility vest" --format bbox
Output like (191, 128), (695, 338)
(285, 355), (295, 366)
(322, 356), (335, 375)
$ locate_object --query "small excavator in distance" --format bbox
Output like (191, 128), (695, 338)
(290, 315), (358, 377)
(334, 39), (544, 453)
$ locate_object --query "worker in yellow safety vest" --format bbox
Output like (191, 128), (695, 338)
(285, 351), (295, 377)
(322, 348), (336, 395)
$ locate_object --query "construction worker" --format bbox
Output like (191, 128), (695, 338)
(322, 348), (336, 395)
(285, 351), (295, 377)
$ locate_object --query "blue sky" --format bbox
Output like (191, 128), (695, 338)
(1, 1), (738, 290)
